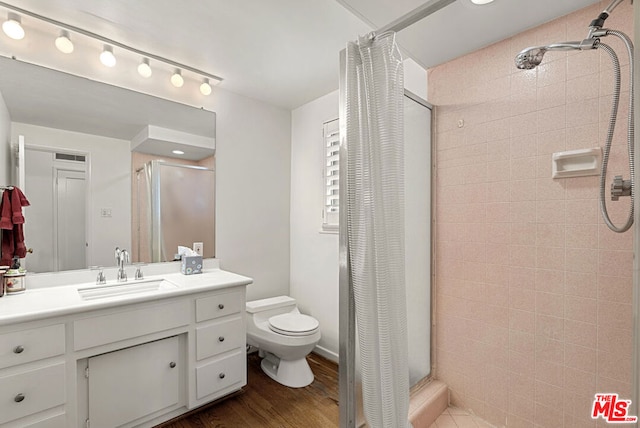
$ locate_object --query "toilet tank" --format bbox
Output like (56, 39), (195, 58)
(246, 295), (296, 316)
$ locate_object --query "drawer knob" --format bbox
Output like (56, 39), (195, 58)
(218, 336), (225, 342)
(13, 345), (24, 354)
(14, 393), (25, 403)
(218, 303), (225, 310)
(169, 362), (176, 369)
(219, 373), (225, 379)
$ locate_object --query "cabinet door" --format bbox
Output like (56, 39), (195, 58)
(88, 336), (180, 428)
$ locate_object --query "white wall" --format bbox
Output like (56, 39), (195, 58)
(403, 58), (428, 101)
(290, 90), (340, 360)
(210, 89), (291, 301)
(0, 92), (10, 184)
(289, 60), (428, 361)
(11, 123), (131, 268)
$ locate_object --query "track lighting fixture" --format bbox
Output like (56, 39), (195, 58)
(170, 70), (184, 88)
(55, 30), (74, 53)
(200, 79), (212, 96)
(0, 3), (222, 96)
(99, 45), (116, 67)
(137, 58), (152, 78)
(2, 13), (24, 40)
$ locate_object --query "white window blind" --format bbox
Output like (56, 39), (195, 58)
(322, 119), (339, 231)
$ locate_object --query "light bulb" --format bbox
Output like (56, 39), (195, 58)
(137, 58), (152, 78)
(200, 79), (212, 96)
(55, 30), (74, 53)
(170, 70), (184, 88)
(470, 0), (494, 4)
(172, 150), (185, 155)
(2, 14), (24, 40)
(100, 45), (116, 67)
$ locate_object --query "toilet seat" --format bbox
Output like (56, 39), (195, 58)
(268, 313), (319, 336)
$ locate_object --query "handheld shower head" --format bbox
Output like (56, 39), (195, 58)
(515, 47), (546, 70)
(514, 40), (596, 69)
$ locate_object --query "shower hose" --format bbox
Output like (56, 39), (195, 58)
(598, 29), (635, 233)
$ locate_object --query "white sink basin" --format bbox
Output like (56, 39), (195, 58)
(78, 279), (178, 300)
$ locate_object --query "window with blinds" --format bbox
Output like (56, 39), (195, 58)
(322, 118), (339, 232)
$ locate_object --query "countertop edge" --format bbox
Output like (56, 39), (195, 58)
(0, 269), (253, 327)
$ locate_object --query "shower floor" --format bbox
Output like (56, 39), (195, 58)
(429, 407), (494, 428)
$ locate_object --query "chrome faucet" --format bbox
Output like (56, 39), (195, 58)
(134, 263), (146, 280)
(91, 266), (106, 285)
(114, 247), (130, 282)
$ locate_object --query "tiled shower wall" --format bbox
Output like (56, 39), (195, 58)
(428, 1), (634, 427)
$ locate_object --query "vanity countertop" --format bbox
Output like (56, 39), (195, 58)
(0, 268), (253, 326)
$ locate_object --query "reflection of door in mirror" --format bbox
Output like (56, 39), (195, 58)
(25, 146), (88, 273)
(55, 169), (87, 271)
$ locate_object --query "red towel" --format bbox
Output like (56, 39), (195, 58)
(0, 189), (11, 230)
(1, 225), (13, 265)
(0, 187), (30, 265)
(0, 190), (12, 265)
(11, 187), (29, 224)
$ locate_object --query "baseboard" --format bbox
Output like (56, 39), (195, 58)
(313, 344), (339, 363)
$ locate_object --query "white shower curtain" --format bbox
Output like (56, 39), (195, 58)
(344, 31), (411, 428)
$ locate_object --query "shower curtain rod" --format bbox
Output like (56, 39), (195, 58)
(373, 0), (456, 36)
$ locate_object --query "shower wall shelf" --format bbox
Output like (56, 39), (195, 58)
(551, 148), (602, 179)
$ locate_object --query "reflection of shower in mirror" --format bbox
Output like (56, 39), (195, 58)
(134, 159), (215, 263)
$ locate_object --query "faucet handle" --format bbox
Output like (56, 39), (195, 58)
(90, 266), (106, 285)
(133, 263), (146, 280)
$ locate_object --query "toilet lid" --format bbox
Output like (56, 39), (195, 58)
(268, 313), (319, 336)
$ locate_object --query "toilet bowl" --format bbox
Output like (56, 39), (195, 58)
(246, 296), (321, 388)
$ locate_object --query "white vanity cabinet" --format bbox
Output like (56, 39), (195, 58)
(0, 273), (249, 428)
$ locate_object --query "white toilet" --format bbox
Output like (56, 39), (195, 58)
(246, 295), (321, 388)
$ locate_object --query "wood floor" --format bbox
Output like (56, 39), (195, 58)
(158, 352), (339, 428)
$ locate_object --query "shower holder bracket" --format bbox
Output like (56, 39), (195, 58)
(611, 175), (632, 201)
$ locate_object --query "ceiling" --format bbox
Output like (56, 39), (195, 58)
(3, 0), (605, 109)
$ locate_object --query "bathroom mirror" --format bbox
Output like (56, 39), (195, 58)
(0, 56), (216, 273)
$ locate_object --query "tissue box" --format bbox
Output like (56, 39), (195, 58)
(181, 256), (203, 275)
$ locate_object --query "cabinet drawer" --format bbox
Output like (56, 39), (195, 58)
(196, 351), (244, 400)
(0, 363), (66, 425)
(0, 324), (65, 370)
(196, 290), (243, 322)
(196, 317), (244, 361)
(74, 300), (190, 350)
